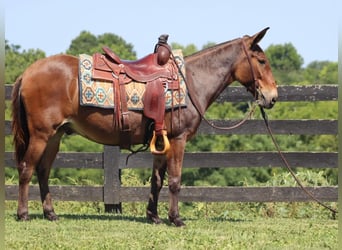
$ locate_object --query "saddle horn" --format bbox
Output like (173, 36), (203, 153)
(154, 34), (171, 66)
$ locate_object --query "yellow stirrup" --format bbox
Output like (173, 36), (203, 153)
(150, 130), (170, 155)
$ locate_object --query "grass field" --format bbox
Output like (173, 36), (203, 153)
(5, 201), (338, 250)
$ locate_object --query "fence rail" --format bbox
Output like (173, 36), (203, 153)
(4, 85), (338, 207)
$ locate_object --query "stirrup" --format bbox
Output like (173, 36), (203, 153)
(150, 130), (170, 155)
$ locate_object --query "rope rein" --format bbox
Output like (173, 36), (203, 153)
(260, 107), (337, 217)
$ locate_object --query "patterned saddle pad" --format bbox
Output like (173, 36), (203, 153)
(78, 50), (187, 110)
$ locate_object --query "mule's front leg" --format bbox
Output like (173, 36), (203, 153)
(146, 154), (167, 224)
(167, 135), (186, 227)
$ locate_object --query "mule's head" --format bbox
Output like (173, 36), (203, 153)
(233, 27), (278, 109)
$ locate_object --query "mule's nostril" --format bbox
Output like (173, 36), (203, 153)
(271, 98), (277, 104)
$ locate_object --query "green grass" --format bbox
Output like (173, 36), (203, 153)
(5, 170), (338, 249)
(5, 201), (337, 250)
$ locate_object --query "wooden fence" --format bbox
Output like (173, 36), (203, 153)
(4, 84), (338, 211)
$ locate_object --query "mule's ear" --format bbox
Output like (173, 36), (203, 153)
(247, 27), (270, 47)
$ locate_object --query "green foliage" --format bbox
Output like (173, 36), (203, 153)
(66, 31), (137, 59)
(304, 61), (332, 84)
(201, 41), (216, 49)
(264, 45), (337, 86)
(66, 31), (97, 55)
(264, 43), (306, 85)
(182, 167), (272, 187)
(171, 41), (216, 57)
(171, 42), (198, 56)
(60, 135), (103, 152)
(264, 169), (335, 187)
(5, 40), (46, 84)
(266, 101), (337, 120)
(318, 62), (338, 84)
(271, 69), (306, 85)
(265, 43), (304, 71)
(182, 99), (338, 187)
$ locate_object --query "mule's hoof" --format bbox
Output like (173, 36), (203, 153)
(150, 216), (164, 224)
(146, 210), (163, 224)
(169, 216), (186, 227)
(44, 211), (59, 221)
(17, 213), (30, 221)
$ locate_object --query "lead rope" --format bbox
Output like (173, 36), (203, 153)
(201, 102), (257, 130)
(260, 107), (337, 218)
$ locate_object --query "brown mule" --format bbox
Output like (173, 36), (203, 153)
(12, 28), (277, 226)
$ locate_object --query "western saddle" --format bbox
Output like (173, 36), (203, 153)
(92, 34), (179, 154)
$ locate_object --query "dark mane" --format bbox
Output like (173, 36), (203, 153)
(184, 37), (241, 61)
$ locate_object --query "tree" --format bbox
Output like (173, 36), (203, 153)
(264, 43), (305, 85)
(202, 42), (216, 50)
(170, 42), (217, 57)
(171, 42), (198, 56)
(301, 61), (337, 85)
(66, 31), (97, 55)
(318, 62), (338, 84)
(66, 31), (137, 60)
(5, 40), (46, 84)
(303, 61), (331, 84)
(265, 43), (304, 71)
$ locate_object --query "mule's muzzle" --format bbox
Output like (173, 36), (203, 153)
(257, 89), (277, 109)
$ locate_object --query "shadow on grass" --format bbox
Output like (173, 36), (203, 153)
(59, 213), (151, 224)
(209, 217), (251, 223)
(8, 212), (251, 225)
(58, 214), (251, 224)
(9, 212), (174, 225)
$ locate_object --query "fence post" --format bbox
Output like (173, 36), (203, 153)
(103, 145), (122, 213)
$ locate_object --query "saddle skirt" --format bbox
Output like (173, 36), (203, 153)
(78, 50), (187, 111)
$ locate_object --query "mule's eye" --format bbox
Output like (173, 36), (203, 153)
(258, 59), (266, 65)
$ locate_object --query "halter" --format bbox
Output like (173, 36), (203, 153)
(241, 39), (264, 103)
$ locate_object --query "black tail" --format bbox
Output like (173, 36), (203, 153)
(11, 76), (29, 164)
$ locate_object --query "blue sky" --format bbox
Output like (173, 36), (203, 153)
(5, 0), (339, 66)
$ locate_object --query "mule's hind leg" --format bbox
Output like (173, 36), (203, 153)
(36, 131), (64, 221)
(17, 136), (48, 221)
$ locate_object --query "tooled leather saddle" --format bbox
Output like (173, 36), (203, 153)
(91, 34), (179, 154)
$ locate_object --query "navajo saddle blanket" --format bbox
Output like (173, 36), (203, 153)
(78, 50), (187, 110)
